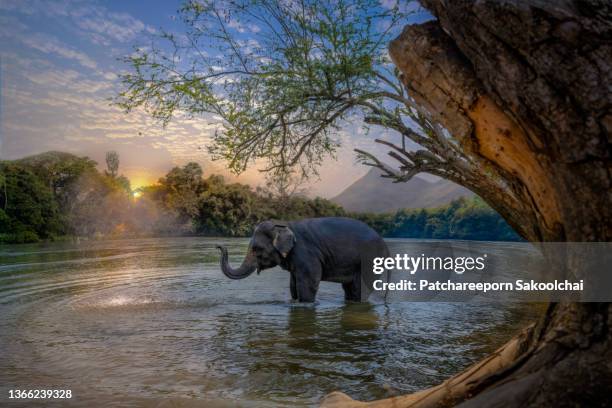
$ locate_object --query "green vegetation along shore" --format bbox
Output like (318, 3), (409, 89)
(0, 152), (518, 243)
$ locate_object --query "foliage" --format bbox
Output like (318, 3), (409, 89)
(154, 162), (206, 222)
(0, 162), (63, 242)
(15, 151), (98, 212)
(67, 172), (133, 237)
(105, 151), (120, 178)
(116, 0), (411, 176)
(0, 152), (134, 243)
(354, 197), (520, 241)
(195, 175), (268, 236)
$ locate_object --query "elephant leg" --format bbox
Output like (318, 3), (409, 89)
(294, 261), (321, 302)
(296, 276), (319, 302)
(344, 266), (370, 302)
(342, 282), (361, 302)
(290, 273), (298, 300)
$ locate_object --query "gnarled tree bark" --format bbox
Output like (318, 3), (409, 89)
(323, 1), (611, 406)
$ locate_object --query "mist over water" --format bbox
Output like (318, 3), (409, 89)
(0, 238), (539, 407)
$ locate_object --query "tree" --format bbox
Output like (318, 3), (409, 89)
(195, 178), (264, 236)
(116, 0), (412, 176)
(15, 151), (98, 213)
(351, 198), (518, 240)
(0, 170), (7, 210)
(261, 170), (310, 219)
(156, 162), (206, 223)
(263, 170), (308, 202)
(0, 163), (63, 242)
(0, 152), (140, 241)
(105, 151), (120, 178)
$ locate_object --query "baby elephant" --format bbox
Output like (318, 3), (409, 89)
(217, 217), (389, 302)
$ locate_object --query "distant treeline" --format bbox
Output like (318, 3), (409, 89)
(0, 152), (134, 243)
(0, 152), (519, 243)
(352, 198), (520, 241)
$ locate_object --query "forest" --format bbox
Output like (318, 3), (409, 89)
(0, 151), (517, 243)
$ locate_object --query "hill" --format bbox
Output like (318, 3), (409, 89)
(332, 167), (473, 213)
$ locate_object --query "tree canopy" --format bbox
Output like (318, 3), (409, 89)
(0, 152), (133, 242)
(116, 0), (418, 176)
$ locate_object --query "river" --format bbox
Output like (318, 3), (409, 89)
(0, 237), (540, 407)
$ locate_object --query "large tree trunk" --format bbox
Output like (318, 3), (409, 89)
(323, 1), (611, 406)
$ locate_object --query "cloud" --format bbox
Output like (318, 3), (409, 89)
(0, 15), (28, 36)
(20, 34), (98, 69)
(74, 8), (147, 43)
(102, 71), (117, 81)
(0, 15), (97, 70)
(228, 19), (261, 34)
(1, 0), (153, 46)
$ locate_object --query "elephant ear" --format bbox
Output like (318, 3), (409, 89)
(272, 225), (295, 258)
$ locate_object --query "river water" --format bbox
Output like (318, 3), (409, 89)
(0, 237), (539, 407)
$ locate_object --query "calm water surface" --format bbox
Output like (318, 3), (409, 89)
(0, 237), (539, 407)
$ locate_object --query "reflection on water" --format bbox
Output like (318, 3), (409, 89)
(0, 237), (540, 407)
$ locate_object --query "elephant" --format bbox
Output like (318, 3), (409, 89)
(217, 217), (389, 302)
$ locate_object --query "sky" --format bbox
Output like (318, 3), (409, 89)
(0, 0), (430, 197)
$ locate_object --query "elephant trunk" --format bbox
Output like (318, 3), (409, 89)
(217, 245), (257, 279)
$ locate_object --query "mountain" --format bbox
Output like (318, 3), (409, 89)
(331, 168), (473, 213)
